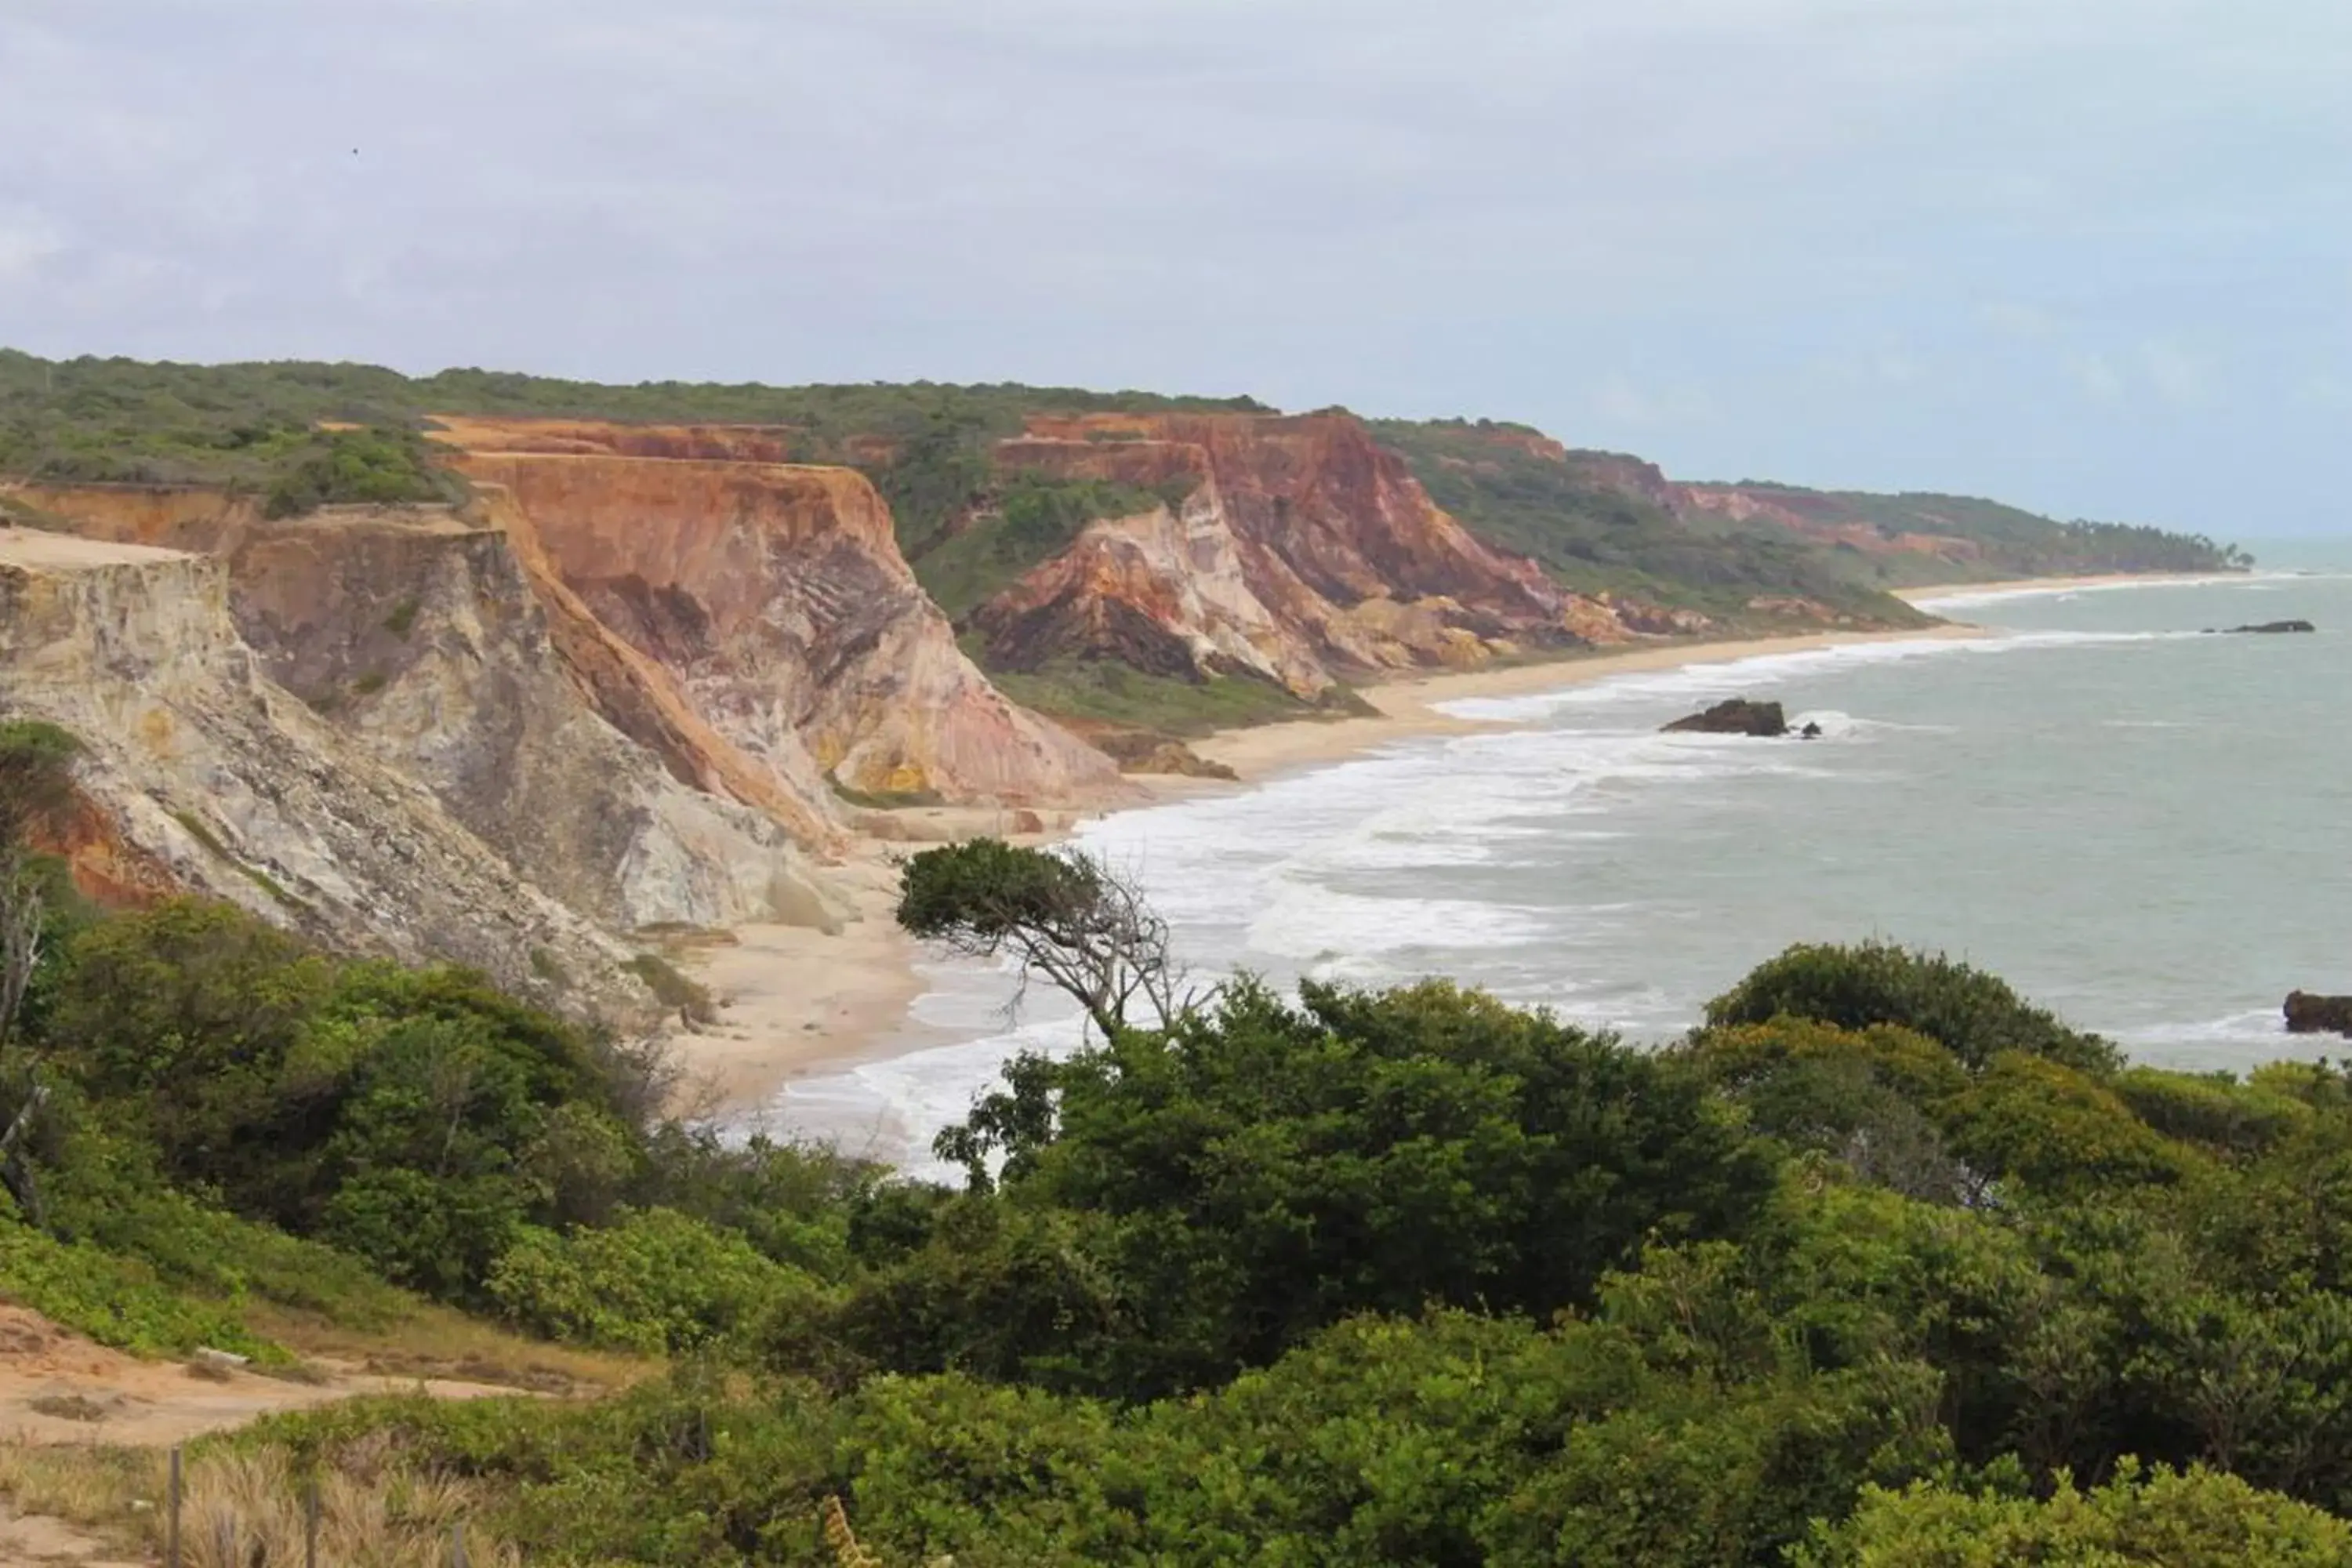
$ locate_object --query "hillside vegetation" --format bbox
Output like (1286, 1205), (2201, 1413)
(0, 349), (1251, 530)
(1372, 419), (1930, 620)
(7, 710), (2352, 1562)
(1373, 418), (2245, 620)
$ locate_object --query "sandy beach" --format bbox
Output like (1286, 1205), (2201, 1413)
(667, 572), (2229, 1115)
(1893, 570), (2249, 602)
(1190, 625), (1983, 785)
(662, 801), (1093, 1116)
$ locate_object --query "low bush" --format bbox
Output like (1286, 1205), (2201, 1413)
(486, 1207), (820, 1356)
(0, 1214), (280, 1361)
(1704, 940), (2121, 1074)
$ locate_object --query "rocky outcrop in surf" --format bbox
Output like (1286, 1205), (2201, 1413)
(1663, 699), (1791, 737)
(2286, 992), (2352, 1037)
(2216, 620), (2315, 635)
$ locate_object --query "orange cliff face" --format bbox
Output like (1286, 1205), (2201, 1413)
(977, 412), (1605, 693)
(470, 484), (848, 851)
(428, 415), (797, 465)
(440, 422), (1122, 804)
(2, 477), (843, 855)
(1675, 484), (1984, 563)
(32, 788), (182, 909)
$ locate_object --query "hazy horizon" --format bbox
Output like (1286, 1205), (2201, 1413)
(5, 2), (2345, 535)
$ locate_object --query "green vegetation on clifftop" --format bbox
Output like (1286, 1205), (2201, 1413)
(1371, 416), (2245, 622)
(1372, 418), (1935, 622)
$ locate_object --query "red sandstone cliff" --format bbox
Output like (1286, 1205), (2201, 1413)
(440, 419), (1121, 805)
(0, 524), (659, 1018)
(974, 412), (1643, 694)
(5, 482), (849, 944)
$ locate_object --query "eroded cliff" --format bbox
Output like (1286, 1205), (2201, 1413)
(972, 412), (1660, 695)
(9, 482), (847, 928)
(225, 509), (844, 932)
(441, 419), (1121, 804)
(0, 525), (652, 1017)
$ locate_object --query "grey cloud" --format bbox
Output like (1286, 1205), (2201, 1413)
(2, 1), (2347, 532)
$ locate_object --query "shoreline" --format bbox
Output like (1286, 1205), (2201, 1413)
(677, 568), (2255, 1119)
(1894, 568), (2252, 604)
(1189, 624), (1982, 785)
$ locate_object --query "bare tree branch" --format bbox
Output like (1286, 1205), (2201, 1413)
(0, 849), (42, 1050)
(896, 839), (1218, 1041)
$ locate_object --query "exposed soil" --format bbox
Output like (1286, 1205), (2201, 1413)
(0, 1306), (515, 1449)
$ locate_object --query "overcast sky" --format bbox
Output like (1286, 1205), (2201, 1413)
(5, 2), (2347, 536)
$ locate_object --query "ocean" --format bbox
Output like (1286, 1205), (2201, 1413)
(775, 544), (2352, 1173)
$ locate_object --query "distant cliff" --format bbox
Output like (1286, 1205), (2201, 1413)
(1370, 419), (2246, 616)
(970, 412), (1639, 695)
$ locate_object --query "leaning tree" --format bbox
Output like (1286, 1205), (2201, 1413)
(894, 837), (1209, 1039)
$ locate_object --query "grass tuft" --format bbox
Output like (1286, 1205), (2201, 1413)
(624, 953), (717, 1025)
(170, 810), (309, 911)
(0, 1443), (519, 1568)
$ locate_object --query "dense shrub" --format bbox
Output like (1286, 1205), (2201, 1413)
(628, 1127), (869, 1282)
(1798, 1463), (2352, 1566)
(10, 867), (2352, 1562)
(29, 899), (641, 1302)
(260, 427), (469, 517)
(841, 978), (1778, 1399)
(0, 1213), (279, 1361)
(487, 1207), (818, 1356)
(1704, 940), (2121, 1074)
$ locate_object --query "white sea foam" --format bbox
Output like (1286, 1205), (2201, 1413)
(1906, 571), (2310, 612)
(1430, 628), (2183, 724)
(2114, 1007), (2288, 1051)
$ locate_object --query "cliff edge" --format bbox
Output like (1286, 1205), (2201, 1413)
(0, 525), (655, 1018)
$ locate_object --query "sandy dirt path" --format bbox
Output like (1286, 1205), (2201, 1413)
(0, 1308), (519, 1450)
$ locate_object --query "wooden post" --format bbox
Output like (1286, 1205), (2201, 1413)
(452, 1520), (470, 1568)
(165, 1446), (181, 1568)
(305, 1477), (321, 1568)
(214, 1515), (235, 1565)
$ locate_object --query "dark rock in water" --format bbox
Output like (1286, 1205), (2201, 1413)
(1798, 721), (1824, 739)
(2215, 620), (2316, 634)
(2286, 992), (2352, 1037)
(1663, 699), (1788, 737)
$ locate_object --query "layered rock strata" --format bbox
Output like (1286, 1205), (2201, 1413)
(442, 422), (1120, 804)
(973, 412), (1643, 696)
(0, 526), (652, 1017)
(223, 508), (844, 931)
(8, 484), (845, 927)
